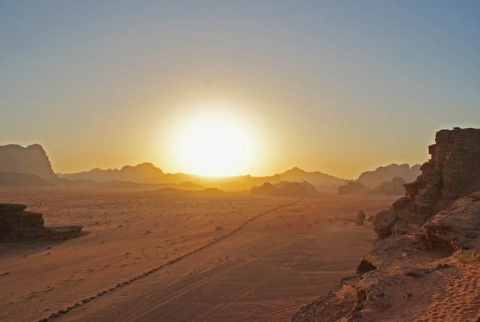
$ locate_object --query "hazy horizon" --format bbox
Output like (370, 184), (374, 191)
(1, 1), (479, 178)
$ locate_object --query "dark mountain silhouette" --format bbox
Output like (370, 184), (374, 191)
(357, 163), (420, 188)
(59, 163), (166, 184)
(251, 181), (317, 196)
(277, 167), (345, 189)
(60, 166), (344, 191)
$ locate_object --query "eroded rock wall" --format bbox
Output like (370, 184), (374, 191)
(376, 128), (480, 237)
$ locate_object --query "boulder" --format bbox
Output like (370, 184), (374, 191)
(423, 192), (480, 250)
(355, 211), (367, 226)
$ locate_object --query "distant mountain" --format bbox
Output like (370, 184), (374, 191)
(60, 165), (344, 192)
(251, 181), (317, 196)
(0, 144), (58, 182)
(358, 163), (420, 189)
(277, 167), (345, 188)
(372, 177), (406, 195)
(337, 181), (371, 194)
(59, 163), (166, 183)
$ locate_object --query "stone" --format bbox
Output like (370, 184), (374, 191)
(355, 211), (366, 226)
(373, 210), (399, 238)
(391, 197), (411, 212)
(423, 192), (480, 250)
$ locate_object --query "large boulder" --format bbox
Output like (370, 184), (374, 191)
(423, 192), (480, 250)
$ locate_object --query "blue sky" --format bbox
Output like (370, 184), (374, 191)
(1, 1), (479, 177)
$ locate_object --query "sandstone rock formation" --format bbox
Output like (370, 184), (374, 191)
(293, 128), (480, 321)
(251, 181), (316, 196)
(0, 144), (58, 182)
(0, 203), (82, 241)
(358, 163), (421, 189)
(374, 128), (480, 238)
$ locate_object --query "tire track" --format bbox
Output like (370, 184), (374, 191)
(39, 199), (303, 321)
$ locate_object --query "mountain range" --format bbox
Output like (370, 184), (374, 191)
(0, 143), (421, 192)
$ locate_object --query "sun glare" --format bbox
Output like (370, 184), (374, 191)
(175, 113), (255, 176)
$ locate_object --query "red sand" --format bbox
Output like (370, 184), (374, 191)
(0, 188), (396, 321)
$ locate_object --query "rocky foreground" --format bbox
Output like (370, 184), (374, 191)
(293, 128), (480, 321)
(0, 203), (82, 241)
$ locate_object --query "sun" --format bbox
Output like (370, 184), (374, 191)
(175, 114), (255, 176)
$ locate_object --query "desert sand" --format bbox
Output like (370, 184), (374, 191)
(0, 188), (395, 321)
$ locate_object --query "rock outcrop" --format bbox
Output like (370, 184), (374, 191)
(374, 128), (480, 238)
(423, 193), (480, 251)
(0, 144), (58, 182)
(251, 181), (316, 196)
(293, 128), (480, 321)
(0, 203), (82, 241)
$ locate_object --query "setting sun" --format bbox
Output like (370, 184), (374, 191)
(175, 114), (255, 176)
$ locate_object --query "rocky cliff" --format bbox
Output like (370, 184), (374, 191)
(374, 128), (480, 238)
(0, 144), (58, 182)
(293, 128), (480, 321)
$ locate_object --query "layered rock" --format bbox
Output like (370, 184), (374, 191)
(375, 128), (480, 238)
(0, 203), (82, 241)
(294, 128), (480, 321)
(0, 144), (58, 182)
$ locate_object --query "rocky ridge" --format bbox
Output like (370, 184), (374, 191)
(374, 128), (480, 239)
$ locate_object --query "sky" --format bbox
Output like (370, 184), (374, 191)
(1, 1), (479, 178)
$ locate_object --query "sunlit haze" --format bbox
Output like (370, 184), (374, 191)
(1, 1), (479, 178)
(173, 107), (256, 176)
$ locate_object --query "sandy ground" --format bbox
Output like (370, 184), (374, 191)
(0, 188), (396, 322)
